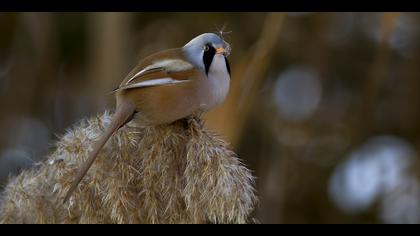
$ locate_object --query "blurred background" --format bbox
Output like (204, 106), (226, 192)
(1, 12), (420, 224)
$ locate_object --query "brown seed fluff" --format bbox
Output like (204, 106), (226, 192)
(0, 111), (257, 224)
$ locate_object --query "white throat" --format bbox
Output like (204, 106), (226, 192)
(206, 54), (230, 107)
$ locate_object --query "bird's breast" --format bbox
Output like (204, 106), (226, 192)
(201, 55), (230, 109)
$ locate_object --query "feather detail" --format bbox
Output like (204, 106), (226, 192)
(125, 59), (195, 85)
(116, 78), (192, 91)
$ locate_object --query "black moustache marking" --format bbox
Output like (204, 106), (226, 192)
(224, 57), (231, 77)
(203, 44), (216, 75)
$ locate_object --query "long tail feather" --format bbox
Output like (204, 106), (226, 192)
(63, 101), (135, 203)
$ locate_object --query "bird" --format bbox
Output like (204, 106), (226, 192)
(63, 33), (232, 203)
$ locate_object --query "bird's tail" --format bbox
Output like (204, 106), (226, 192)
(63, 101), (135, 203)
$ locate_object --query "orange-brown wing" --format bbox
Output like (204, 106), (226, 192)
(115, 49), (200, 92)
(115, 63), (197, 91)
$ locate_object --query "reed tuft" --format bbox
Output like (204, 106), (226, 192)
(0, 111), (257, 224)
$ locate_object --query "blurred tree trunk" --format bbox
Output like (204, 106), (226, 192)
(0, 13), (57, 117)
(87, 13), (133, 111)
(356, 13), (400, 139)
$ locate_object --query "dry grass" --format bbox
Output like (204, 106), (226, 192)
(0, 111), (257, 224)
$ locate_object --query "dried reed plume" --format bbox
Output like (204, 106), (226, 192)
(0, 111), (257, 224)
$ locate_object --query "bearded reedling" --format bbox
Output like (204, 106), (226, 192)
(63, 33), (232, 203)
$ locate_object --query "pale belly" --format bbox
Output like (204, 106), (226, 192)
(198, 54), (231, 111)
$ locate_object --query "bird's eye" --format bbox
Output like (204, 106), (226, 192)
(203, 45), (210, 51)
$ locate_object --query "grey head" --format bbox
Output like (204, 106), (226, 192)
(182, 33), (231, 75)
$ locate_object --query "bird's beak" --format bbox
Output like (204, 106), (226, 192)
(216, 47), (226, 55)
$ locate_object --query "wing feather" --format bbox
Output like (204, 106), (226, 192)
(116, 77), (192, 91)
(115, 56), (197, 92)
